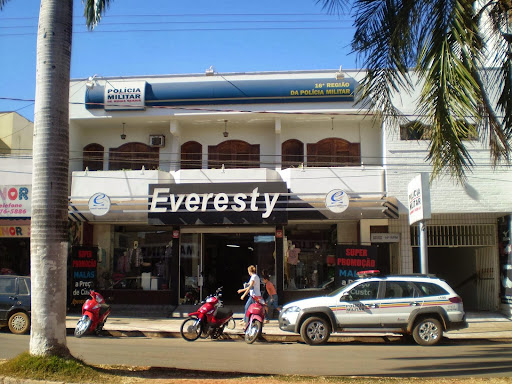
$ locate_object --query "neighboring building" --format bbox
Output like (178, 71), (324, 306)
(0, 112), (33, 276)
(67, 70), (512, 315)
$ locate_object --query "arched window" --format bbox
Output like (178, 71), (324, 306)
(109, 142), (159, 170)
(282, 139), (304, 169)
(307, 138), (360, 167)
(181, 141), (203, 169)
(83, 143), (104, 171)
(208, 140), (260, 169)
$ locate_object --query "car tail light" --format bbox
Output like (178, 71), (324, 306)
(449, 296), (462, 304)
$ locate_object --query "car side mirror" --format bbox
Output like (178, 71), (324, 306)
(340, 292), (351, 302)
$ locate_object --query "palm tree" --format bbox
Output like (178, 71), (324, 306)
(0, 0), (110, 357)
(317, 0), (512, 181)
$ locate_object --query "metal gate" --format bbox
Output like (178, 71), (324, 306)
(476, 247), (499, 311)
(411, 223), (499, 311)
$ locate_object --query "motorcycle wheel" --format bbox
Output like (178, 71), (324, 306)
(180, 317), (202, 342)
(74, 315), (92, 338)
(245, 319), (262, 344)
(226, 318), (236, 330)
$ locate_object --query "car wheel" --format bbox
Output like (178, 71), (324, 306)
(8, 312), (30, 334)
(412, 317), (442, 346)
(300, 316), (330, 345)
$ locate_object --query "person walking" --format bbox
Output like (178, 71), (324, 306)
(237, 265), (261, 326)
(262, 273), (278, 322)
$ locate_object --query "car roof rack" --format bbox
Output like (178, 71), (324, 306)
(392, 273), (437, 278)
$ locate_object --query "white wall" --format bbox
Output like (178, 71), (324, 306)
(385, 123), (512, 215)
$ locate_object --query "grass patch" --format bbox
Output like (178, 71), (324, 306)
(0, 352), (123, 383)
(2, 356), (512, 384)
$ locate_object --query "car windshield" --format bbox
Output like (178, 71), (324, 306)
(325, 279), (361, 297)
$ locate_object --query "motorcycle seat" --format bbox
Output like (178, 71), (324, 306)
(99, 304), (110, 318)
(214, 307), (233, 320)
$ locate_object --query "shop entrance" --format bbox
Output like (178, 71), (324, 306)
(414, 246), (499, 311)
(203, 233), (257, 303)
(179, 230), (276, 305)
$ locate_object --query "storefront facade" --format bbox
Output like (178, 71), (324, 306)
(67, 69), (512, 314)
(0, 113), (34, 276)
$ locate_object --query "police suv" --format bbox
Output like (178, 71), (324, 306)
(278, 271), (467, 346)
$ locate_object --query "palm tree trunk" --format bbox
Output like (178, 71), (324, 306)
(30, 0), (73, 357)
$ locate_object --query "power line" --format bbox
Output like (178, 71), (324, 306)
(0, 19), (351, 29)
(0, 13), (349, 21)
(0, 25), (355, 37)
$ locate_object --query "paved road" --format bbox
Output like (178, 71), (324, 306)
(1, 333), (512, 377)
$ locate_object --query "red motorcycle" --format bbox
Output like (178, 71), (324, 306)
(244, 295), (266, 344)
(74, 290), (111, 338)
(180, 286), (234, 341)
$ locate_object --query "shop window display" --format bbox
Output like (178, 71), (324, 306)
(284, 225), (336, 290)
(110, 229), (172, 291)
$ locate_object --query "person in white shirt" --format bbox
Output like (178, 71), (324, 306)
(237, 265), (261, 325)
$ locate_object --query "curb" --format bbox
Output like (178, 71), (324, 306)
(65, 327), (512, 344)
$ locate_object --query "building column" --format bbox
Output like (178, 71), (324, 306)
(275, 118), (282, 170)
(169, 120), (181, 172)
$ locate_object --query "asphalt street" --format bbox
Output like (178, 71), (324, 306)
(1, 333), (512, 377)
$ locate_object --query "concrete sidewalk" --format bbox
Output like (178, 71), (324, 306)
(65, 311), (512, 343)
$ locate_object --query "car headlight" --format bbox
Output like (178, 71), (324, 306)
(282, 306), (301, 315)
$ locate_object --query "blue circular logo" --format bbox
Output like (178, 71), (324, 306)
(88, 192), (111, 216)
(325, 189), (349, 213)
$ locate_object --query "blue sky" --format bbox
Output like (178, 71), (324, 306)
(0, 0), (357, 121)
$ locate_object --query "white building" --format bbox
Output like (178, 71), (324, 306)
(0, 111), (33, 276)
(67, 69), (512, 315)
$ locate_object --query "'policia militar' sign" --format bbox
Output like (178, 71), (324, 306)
(148, 182), (288, 225)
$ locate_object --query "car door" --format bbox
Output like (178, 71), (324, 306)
(16, 277), (31, 312)
(0, 277), (17, 321)
(379, 280), (424, 327)
(334, 280), (382, 327)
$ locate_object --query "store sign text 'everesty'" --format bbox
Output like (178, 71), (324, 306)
(150, 187), (280, 218)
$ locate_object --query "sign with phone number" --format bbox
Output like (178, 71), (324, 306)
(1, 208), (27, 215)
(0, 185), (31, 218)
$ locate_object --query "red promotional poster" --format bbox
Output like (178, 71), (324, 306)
(70, 246), (98, 306)
(335, 245), (378, 287)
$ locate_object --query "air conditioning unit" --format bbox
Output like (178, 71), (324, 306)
(149, 135), (165, 147)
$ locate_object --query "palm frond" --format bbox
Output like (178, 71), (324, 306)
(351, 0), (421, 122)
(0, 0), (11, 10)
(83, 0), (112, 30)
(415, 0), (482, 182)
(315, 0), (349, 15)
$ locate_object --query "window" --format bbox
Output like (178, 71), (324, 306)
(400, 121), (477, 141)
(208, 140), (259, 168)
(0, 278), (16, 294)
(282, 139), (304, 169)
(384, 281), (419, 299)
(181, 141), (202, 169)
(414, 282), (449, 297)
(400, 122), (431, 140)
(109, 142), (159, 170)
(83, 143), (104, 171)
(346, 281), (380, 301)
(306, 138), (360, 166)
(284, 224), (336, 290)
(18, 278), (30, 295)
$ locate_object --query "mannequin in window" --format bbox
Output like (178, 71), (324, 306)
(286, 241), (301, 290)
(128, 241), (143, 288)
